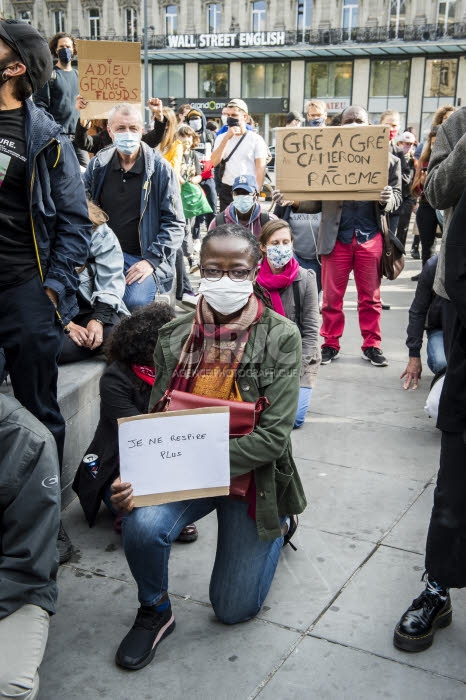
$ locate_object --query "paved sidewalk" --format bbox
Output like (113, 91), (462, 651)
(39, 249), (465, 699)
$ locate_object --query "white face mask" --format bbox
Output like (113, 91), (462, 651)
(198, 277), (253, 315)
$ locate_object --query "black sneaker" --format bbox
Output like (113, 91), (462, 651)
(321, 346), (340, 365)
(362, 347), (388, 367)
(410, 248), (420, 260)
(411, 273), (420, 282)
(57, 521), (73, 564)
(116, 603), (175, 670)
(394, 590), (452, 652)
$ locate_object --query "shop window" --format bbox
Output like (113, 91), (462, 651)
(89, 9), (100, 39)
(126, 8), (138, 40)
(242, 62), (289, 99)
(207, 4), (221, 33)
(199, 64), (228, 98)
(425, 59), (457, 98)
(437, 0), (456, 36)
(152, 64), (184, 99)
(370, 60), (409, 98)
(165, 5), (178, 35)
(54, 10), (65, 33)
(252, 1), (266, 32)
(305, 61), (352, 98)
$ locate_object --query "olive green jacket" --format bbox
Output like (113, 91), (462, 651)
(149, 307), (307, 541)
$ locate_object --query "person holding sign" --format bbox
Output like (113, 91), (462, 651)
(110, 224), (306, 670)
(275, 106), (402, 367)
(83, 103), (185, 312)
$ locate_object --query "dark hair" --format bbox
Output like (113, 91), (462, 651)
(258, 219), (293, 253)
(105, 302), (176, 366)
(206, 120), (218, 131)
(3, 46), (33, 100)
(201, 224), (261, 266)
(330, 112), (342, 126)
(49, 32), (77, 57)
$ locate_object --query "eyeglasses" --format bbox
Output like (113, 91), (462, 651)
(200, 267), (254, 282)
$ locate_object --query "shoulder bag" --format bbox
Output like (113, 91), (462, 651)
(380, 213), (405, 280)
(218, 132), (247, 181)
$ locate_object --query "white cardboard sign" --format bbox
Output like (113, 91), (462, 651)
(118, 407), (230, 506)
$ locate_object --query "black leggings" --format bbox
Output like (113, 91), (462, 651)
(416, 200), (438, 266)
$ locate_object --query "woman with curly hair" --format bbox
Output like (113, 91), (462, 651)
(72, 302), (190, 532)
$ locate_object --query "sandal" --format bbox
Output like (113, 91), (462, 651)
(176, 523), (198, 543)
(283, 515), (298, 551)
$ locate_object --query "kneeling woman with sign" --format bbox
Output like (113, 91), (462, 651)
(111, 224), (306, 670)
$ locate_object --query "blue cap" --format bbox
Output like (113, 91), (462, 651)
(232, 174), (258, 193)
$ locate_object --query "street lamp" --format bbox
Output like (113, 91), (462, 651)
(142, 0), (154, 129)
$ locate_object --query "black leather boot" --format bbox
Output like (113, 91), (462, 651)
(394, 589), (452, 652)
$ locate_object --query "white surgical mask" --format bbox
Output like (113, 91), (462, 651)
(112, 132), (141, 155)
(266, 244), (294, 269)
(198, 277), (253, 315)
(189, 118), (202, 132)
(233, 194), (255, 214)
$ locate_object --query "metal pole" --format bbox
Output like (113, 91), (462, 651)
(143, 0), (149, 129)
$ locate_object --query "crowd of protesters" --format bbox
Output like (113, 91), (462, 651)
(1, 16), (465, 697)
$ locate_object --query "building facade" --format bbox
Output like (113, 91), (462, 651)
(5, 0), (466, 143)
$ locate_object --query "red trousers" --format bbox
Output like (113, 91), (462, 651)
(320, 234), (383, 351)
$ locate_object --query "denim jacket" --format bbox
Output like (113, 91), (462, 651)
(77, 223), (129, 316)
(149, 307), (307, 541)
(25, 99), (92, 325)
(83, 142), (185, 293)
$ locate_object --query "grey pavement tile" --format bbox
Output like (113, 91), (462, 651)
(383, 484), (435, 554)
(295, 457), (425, 543)
(292, 417), (440, 481)
(256, 635), (466, 700)
(63, 500), (373, 633)
(310, 379), (435, 432)
(310, 545), (466, 683)
(39, 566), (300, 700)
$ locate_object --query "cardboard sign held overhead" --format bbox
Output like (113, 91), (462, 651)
(275, 125), (390, 201)
(76, 40), (141, 120)
(118, 407), (230, 507)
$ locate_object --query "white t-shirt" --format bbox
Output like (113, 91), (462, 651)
(213, 130), (268, 186)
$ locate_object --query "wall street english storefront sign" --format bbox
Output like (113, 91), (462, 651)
(276, 125), (390, 201)
(166, 32), (286, 49)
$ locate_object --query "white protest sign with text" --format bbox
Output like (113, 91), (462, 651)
(118, 407), (230, 506)
(276, 125), (390, 201)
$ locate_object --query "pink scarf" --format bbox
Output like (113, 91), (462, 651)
(256, 257), (300, 316)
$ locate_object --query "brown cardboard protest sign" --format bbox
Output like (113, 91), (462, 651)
(275, 125), (390, 201)
(76, 40), (141, 120)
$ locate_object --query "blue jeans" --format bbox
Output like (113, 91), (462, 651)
(294, 254), (321, 293)
(123, 252), (157, 312)
(426, 329), (447, 375)
(294, 387), (312, 428)
(122, 497), (285, 624)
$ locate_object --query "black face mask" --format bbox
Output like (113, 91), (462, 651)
(227, 116), (240, 127)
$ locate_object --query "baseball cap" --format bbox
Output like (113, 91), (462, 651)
(397, 131), (416, 144)
(227, 98), (248, 114)
(286, 111), (303, 124)
(0, 20), (52, 92)
(232, 174), (258, 194)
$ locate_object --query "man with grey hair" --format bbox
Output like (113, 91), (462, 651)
(83, 103), (185, 311)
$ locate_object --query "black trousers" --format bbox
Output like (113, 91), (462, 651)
(219, 183), (233, 213)
(395, 198), (414, 250)
(0, 275), (65, 466)
(192, 178), (217, 239)
(58, 309), (120, 364)
(425, 430), (466, 587)
(416, 201), (438, 266)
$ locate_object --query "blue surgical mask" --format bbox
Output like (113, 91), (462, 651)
(189, 118), (202, 132)
(308, 117), (326, 127)
(266, 244), (294, 269)
(233, 194), (255, 214)
(112, 132), (141, 155)
(58, 47), (73, 64)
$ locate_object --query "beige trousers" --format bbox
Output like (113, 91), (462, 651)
(0, 605), (50, 700)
